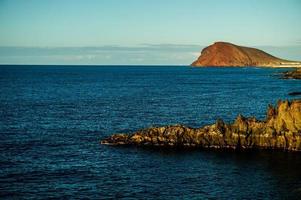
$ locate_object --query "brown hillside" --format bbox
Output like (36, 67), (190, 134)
(191, 42), (301, 67)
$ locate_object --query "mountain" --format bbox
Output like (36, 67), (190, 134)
(191, 42), (301, 67)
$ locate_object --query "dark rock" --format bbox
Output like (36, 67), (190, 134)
(289, 92), (301, 96)
(101, 99), (301, 151)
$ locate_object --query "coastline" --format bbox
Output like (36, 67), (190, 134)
(191, 63), (301, 68)
(102, 99), (301, 151)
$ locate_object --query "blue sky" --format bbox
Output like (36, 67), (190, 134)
(0, 0), (300, 64)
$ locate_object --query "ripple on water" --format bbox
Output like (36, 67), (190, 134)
(0, 66), (300, 199)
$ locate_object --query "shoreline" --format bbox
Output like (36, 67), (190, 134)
(191, 64), (301, 68)
(102, 99), (301, 152)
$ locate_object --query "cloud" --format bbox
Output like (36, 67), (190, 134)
(0, 44), (202, 55)
(0, 44), (203, 65)
(2, 44), (300, 65)
(191, 52), (201, 57)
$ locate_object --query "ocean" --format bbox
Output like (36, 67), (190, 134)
(0, 65), (300, 199)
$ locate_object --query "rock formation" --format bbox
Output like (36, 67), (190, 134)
(191, 42), (301, 67)
(289, 92), (301, 96)
(282, 69), (301, 79)
(101, 99), (301, 151)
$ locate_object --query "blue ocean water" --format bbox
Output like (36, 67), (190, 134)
(0, 65), (301, 199)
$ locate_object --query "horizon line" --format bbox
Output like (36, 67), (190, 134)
(1, 44), (301, 48)
(0, 64), (190, 66)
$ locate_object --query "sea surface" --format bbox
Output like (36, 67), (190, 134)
(0, 65), (301, 199)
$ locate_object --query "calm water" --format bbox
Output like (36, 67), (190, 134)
(0, 65), (301, 199)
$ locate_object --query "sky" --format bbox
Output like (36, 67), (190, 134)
(0, 0), (300, 65)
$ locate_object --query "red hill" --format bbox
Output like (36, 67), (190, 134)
(191, 42), (301, 67)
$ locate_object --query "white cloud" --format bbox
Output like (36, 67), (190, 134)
(1, 44), (300, 65)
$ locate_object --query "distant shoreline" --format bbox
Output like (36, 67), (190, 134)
(0, 64), (300, 68)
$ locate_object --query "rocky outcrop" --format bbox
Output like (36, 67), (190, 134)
(289, 92), (301, 96)
(282, 69), (301, 79)
(101, 99), (301, 151)
(191, 42), (301, 67)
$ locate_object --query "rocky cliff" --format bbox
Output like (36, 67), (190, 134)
(101, 99), (301, 151)
(191, 42), (301, 67)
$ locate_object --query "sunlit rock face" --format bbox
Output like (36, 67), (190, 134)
(101, 99), (301, 151)
(191, 42), (301, 67)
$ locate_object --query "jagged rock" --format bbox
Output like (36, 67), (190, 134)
(101, 99), (301, 151)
